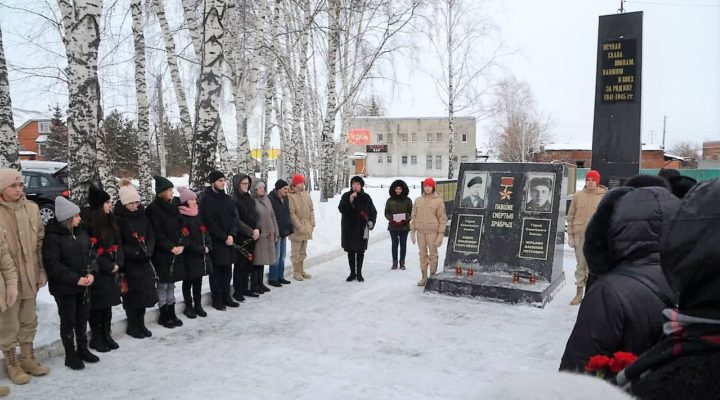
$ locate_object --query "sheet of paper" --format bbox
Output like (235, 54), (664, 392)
(392, 213), (406, 222)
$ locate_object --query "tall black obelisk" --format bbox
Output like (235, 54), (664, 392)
(591, 11), (643, 188)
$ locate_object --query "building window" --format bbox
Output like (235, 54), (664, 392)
(427, 133), (433, 142)
(411, 155), (417, 165)
(377, 133), (384, 142)
(461, 156), (468, 162)
(387, 155), (392, 163)
(378, 155), (383, 164)
(411, 132), (417, 142)
(435, 155), (442, 169)
(461, 132), (468, 142)
(387, 133), (393, 143)
(401, 133), (408, 142)
(401, 155), (408, 165)
(436, 132), (442, 142)
(38, 121), (51, 133)
(426, 155), (433, 169)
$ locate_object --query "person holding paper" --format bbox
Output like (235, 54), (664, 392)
(384, 180), (413, 270)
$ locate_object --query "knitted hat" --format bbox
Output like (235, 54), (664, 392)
(207, 170), (225, 184)
(467, 176), (483, 187)
(625, 174), (670, 190)
(154, 175), (174, 195)
(274, 179), (288, 191)
(177, 187), (197, 204)
(291, 174), (305, 187)
(0, 169), (22, 192)
(423, 177), (436, 190)
(350, 175), (365, 187)
(668, 175), (697, 199)
(87, 184), (110, 209)
(251, 180), (266, 193)
(55, 196), (80, 222)
(119, 178), (141, 205)
(586, 170), (601, 183)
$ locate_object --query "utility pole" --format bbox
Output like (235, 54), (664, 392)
(662, 115), (667, 149)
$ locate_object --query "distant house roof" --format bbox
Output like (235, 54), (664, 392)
(19, 150), (37, 156)
(15, 118), (51, 133)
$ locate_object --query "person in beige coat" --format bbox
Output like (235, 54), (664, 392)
(567, 170), (607, 305)
(0, 229), (18, 397)
(410, 177), (448, 286)
(287, 174), (315, 281)
(0, 169), (49, 386)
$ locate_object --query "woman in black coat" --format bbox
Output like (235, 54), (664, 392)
(114, 179), (158, 339)
(178, 187), (213, 319)
(338, 176), (377, 282)
(43, 196), (99, 370)
(82, 185), (123, 353)
(384, 179), (412, 270)
(617, 178), (720, 400)
(146, 176), (186, 329)
(559, 185), (680, 375)
(232, 173), (261, 299)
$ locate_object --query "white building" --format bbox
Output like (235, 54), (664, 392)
(347, 117), (477, 178)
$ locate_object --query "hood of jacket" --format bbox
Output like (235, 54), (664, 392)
(232, 173), (252, 197)
(389, 179), (410, 199)
(584, 186), (681, 277)
(661, 178), (720, 313)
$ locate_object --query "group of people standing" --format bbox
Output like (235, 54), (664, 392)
(560, 169), (719, 399)
(0, 168), (317, 396)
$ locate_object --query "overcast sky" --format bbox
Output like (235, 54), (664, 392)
(2, 0), (719, 151)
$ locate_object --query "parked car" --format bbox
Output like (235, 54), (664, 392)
(21, 165), (70, 224)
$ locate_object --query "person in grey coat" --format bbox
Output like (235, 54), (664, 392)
(251, 180), (278, 294)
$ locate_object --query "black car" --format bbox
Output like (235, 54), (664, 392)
(22, 167), (70, 224)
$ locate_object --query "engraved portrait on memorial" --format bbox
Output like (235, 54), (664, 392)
(524, 173), (554, 213)
(460, 172), (489, 209)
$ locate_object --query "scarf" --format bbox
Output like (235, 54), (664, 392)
(616, 308), (720, 387)
(178, 205), (198, 217)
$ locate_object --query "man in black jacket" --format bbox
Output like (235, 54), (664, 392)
(559, 186), (679, 374)
(199, 171), (239, 310)
(268, 180), (293, 287)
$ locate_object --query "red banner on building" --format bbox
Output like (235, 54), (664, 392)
(348, 128), (371, 145)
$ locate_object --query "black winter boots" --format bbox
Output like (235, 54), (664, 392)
(62, 335), (84, 370)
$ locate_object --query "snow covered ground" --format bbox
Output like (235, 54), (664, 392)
(11, 175), (621, 399)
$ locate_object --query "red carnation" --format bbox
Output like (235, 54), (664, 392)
(131, 232), (139, 239)
(89, 237), (98, 246)
(97, 247), (105, 256)
(139, 236), (145, 243)
(109, 245), (119, 253)
(585, 355), (611, 372)
(248, 253), (254, 262)
(609, 352), (638, 373)
(181, 227), (190, 236)
(360, 211), (368, 219)
(200, 226), (207, 233)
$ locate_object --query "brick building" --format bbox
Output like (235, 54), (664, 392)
(536, 143), (685, 169)
(702, 141), (720, 161)
(16, 119), (52, 160)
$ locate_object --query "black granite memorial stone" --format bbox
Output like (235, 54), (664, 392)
(425, 163), (566, 307)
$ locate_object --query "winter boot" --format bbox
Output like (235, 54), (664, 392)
(417, 270), (428, 286)
(103, 310), (119, 350)
(257, 268), (271, 292)
(399, 260), (406, 270)
(293, 272), (304, 281)
(346, 253), (356, 282)
(18, 343), (49, 376)
(356, 253), (365, 282)
(2, 348), (30, 384)
(76, 333), (100, 363)
(279, 277), (291, 285)
(268, 280), (282, 287)
(125, 309), (145, 339)
(0, 385), (8, 396)
(570, 286), (584, 306)
(159, 305), (176, 328)
(194, 301), (207, 318)
(138, 309), (152, 337)
(232, 289), (246, 302)
(89, 318), (111, 353)
(391, 261), (398, 270)
(61, 335), (84, 370)
(183, 298), (197, 319)
(223, 295), (240, 308)
(167, 304), (183, 327)
(212, 295), (226, 311)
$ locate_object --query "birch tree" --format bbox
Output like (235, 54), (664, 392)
(190, 0), (226, 188)
(131, 0), (154, 202)
(260, 0), (280, 184)
(58, 0), (103, 204)
(153, 0), (194, 153)
(318, 0), (341, 201)
(420, 0), (505, 178)
(0, 25), (21, 170)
